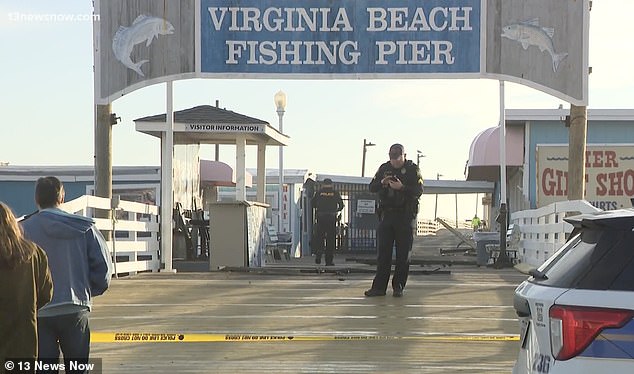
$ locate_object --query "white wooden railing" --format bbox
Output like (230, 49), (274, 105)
(60, 195), (160, 277)
(510, 200), (601, 268)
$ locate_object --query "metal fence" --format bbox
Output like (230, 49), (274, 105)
(306, 180), (472, 252)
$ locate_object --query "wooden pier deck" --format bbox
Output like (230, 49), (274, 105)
(89, 258), (526, 373)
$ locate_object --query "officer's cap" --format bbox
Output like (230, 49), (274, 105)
(323, 178), (333, 185)
(389, 143), (405, 159)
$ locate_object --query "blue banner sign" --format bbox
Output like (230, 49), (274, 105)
(200, 0), (481, 75)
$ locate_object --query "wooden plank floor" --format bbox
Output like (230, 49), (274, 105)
(89, 266), (527, 373)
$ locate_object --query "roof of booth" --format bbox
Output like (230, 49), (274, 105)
(136, 105), (269, 124)
(134, 105), (289, 146)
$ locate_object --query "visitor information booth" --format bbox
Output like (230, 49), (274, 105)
(134, 105), (289, 270)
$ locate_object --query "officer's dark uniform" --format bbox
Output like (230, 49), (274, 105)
(366, 145), (423, 297)
(311, 179), (344, 266)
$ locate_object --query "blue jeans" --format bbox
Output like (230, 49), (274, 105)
(37, 310), (90, 374)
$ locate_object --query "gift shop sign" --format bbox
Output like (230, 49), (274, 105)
(537, 145), (634, 210)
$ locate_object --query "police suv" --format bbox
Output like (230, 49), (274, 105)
(512, 209), (634, 373)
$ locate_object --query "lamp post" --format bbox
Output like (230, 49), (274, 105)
(274, 90), (287, 234)
(434, 173), (443, 220)
(361, 139), (375, 177)
(455, 192), (459, 229)
(416, 150), (425, 166)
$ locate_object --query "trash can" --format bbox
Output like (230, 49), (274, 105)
(473, 232), (500, 266)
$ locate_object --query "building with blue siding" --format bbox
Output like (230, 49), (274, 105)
(466, 108), (634, 220)
(0, 166), (160, 217)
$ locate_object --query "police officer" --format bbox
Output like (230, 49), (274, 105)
(364, 144), (423, 297)
(311, 178), (344, 266)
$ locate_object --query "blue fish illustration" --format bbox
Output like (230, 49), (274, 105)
(502, 18), (568, 72)
(112, 15), (175, 77)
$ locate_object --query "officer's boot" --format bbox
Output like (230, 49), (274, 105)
(325, 253), (334, 266)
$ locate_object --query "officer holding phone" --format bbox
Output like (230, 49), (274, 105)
(364, 144), (423, 297)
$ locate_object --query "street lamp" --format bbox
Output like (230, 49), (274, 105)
(416, 150), (425, 166)
(434, 173), (443, 220)
(361, 139), (376, 177)
(274, 90), (287, 233)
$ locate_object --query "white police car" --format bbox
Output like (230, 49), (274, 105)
(512, 209), (634, 374)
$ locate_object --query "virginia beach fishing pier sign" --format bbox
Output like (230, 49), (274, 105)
(95, 0), (589, 105)
(200, 1), (480, 74)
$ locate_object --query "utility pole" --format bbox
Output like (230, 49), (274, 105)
(567, 104), (587, 202)
(94, 103), (115, 232)
(361, 139), (375, 177)
(434, 173), (442, 219)
(416, 150), (425, 166)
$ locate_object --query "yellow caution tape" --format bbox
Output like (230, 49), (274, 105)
(92, 332), (519, 343)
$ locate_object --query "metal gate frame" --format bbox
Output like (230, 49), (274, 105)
(302, 179), (378, 253)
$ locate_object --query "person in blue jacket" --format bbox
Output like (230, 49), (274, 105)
(21, 176), (112, 372)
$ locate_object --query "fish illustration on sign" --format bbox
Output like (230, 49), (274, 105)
(502, 18), (568, 72)
(112, 15), (175, 77)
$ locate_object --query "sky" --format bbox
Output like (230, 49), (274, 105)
(1, 1), (633, 222)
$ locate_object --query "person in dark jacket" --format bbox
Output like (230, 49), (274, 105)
(0, 201), (53, 370)
(311, 178), (344, 265)
(21, 177), (112, 373)
(364, 144), (423, 297)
